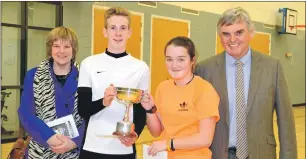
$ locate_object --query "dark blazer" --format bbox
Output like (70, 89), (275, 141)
(194, 50), (297, 159)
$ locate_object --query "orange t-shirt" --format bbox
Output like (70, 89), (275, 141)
(155, 75), (220, 159)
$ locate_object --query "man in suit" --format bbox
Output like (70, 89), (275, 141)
(195, 7), (297, 159)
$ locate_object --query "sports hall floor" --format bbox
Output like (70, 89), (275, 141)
(1, 106), (305, 159)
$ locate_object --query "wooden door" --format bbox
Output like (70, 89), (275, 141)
(151, 17), (189, 96)
(216, 32), (271, 55)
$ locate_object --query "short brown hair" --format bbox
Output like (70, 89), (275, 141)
(104, 7), (131, 28)
(46, 26), (78, 58)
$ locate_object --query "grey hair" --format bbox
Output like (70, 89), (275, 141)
(217, 7), (255, 34)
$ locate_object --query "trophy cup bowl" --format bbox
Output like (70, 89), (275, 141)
(113, 87), (143, 138)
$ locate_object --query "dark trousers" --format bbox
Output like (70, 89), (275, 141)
(80, 149), (136, 159)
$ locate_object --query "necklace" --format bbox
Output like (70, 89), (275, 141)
(174, 74), (195, 86)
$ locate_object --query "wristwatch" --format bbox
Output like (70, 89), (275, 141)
(145, 105), (157, 114)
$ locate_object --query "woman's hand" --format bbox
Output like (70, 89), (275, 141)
(50, 135), (77, 154)
(103, 84), (117, 106)
(47, 134), (64, 147)
(147, 140), (167, 156)
(141, 91), (155, 111)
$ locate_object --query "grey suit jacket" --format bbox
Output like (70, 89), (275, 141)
(194, 51), (297, 159)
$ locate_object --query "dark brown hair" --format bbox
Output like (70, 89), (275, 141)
(164, 36), (196, 60)
(164, 36), (197, 71)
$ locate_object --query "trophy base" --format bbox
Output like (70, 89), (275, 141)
(113, 121), (136, 138)
(112, 131), (136, 138)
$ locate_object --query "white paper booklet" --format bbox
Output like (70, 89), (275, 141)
(143, 144), (167, 159)
(46, 114), (79, 138)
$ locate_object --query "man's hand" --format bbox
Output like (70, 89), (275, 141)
(118, 132), (138, 147)
(103, 84), (117, 106)
(50, 135), (77, 154)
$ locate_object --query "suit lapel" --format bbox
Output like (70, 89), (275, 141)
(215, 51), (263, 124)
(216, 53), (230, 127)
(247, 51), (263, 114)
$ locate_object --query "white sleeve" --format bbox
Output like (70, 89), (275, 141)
(138, 63), (150, 91)
(78, 59), (92, 88)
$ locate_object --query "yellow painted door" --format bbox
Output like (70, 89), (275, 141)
(216, 32), (270, 55)
(93, 7), (142, 59)
(151, 18), (189, 96)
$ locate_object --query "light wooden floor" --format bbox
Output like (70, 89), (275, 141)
(1, 107), (305, 159)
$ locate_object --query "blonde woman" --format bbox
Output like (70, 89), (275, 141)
(18, 27), (84, 159)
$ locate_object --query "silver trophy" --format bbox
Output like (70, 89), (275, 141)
(112, 87), (143, 138)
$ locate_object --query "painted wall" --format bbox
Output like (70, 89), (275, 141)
(163, 2), (305, 29)
(63, 2), (305, 104)
(0, 0), (304, 142)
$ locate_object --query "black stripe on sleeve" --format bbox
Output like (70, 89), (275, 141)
(132, 103), (147, 153)
(133, 103), (147, 137)
(77, 87), (107, 119)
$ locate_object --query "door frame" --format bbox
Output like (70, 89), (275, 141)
(149, 14), (190, 91)
(91, 4), (144, 60)
(215, 30), (271, 55)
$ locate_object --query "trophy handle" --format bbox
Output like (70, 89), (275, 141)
(123, 103), (131, 122)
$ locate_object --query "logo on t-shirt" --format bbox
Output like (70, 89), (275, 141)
(178, 102), (188, 111)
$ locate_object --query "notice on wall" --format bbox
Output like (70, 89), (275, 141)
(3, 44), (16, 65)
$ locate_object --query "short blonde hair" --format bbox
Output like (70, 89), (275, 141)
(46, 26), (78, 58)
(104, 7), (131, 28)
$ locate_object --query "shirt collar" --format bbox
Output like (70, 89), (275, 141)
(225, 47), (252, 65)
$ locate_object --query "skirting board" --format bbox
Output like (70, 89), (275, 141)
(293, 103), (306, 107)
